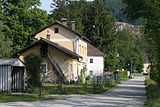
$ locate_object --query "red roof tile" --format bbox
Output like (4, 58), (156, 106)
(87, 43), (105, 56)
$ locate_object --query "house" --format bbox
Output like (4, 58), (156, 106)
(143, 63), (150, 75)
(14, 38), (82, 83)
(14, 19), (89, 82)
(86, 43), (105, 77)
(0, 58), (25, 92)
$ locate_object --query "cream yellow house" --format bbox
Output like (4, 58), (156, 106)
(30, 19), (89, 77)
(14, 19), (89, 82)
(14, 38), (82, 82)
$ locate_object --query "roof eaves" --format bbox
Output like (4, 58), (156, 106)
(29, 21), (90, 42)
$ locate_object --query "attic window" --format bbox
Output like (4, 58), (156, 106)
(54, 28), (59, 33)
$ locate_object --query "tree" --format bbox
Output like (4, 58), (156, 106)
(1, 0), (48, 52)
(0, 21), (12, 58)
(116, 29), (145, 72)
(24, 53), (42, 87)
(49, 0), (117, 71)
(123, 0), (160, 83)
(104, 0), (140, 25)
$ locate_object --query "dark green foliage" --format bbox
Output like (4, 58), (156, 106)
(123, 0), (160, 84)
(104, 0), (140, 25)
(0, 21), (12, 58)
(24, 53), (43, 87)
(116, 29), (145, 72)
(49, 0), (117, 71)
(1, 0), (48, 52)
(144, 77), (160, 107)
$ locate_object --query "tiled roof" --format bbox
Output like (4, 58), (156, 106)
(29, 21), (90, 42)
(13, 38), (82, 59)
(87, 43), (105, 56)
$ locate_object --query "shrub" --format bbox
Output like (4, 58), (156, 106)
(24, 53), (43, 87)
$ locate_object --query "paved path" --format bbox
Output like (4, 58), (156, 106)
(1, 77), (146, 107)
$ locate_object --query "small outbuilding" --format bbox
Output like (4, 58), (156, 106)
(0, 58), (25, 92)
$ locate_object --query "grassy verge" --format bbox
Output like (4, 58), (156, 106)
(120, 78), (129, 81)
(0, 94), (58, 103)
(144, 77), (160, 107)
(27, 82), (118, 95)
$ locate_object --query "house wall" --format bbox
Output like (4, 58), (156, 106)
(34, 23), (88, 77)
(79, 38), (87, 63)
(36, 24), (76, 52)
(19, 43), (78, 82)
(86, 56), (104, 76)
(35, 24), (87, 65)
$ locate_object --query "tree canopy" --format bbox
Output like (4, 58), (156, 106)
(0, 21), (12, 58)
(116, 29), (145, 72)
(123, 0), (160, 83)
(1, 0), (48, 52)
(49, 0), (117, 71)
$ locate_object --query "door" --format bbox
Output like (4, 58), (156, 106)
(11, 67), (24, 92)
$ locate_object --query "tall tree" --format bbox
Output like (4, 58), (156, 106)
(1, 0), (48, 52)
(83, 0), (117, 71)
(0, 21), (12, 58)
(104, 0), (140, 25)
(116, 29), (145, 72)
(123, 0), (160, 83)
(49, 0), (117, 71)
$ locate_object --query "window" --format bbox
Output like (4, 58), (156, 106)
(90, 58), (93, 63)
(70, 63), (73, 80)
(82, 46), (84, 54)
(89, 71), (93, 76)
(79, 45), (81, 54)
(54, 28), (59, 33)
(41, 63), (48, 75)
(46, 34), (50, 40)
(46, 30), (50, 39)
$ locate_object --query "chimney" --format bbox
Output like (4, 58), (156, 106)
(61, 18), (67, 26)
(71, 21), (75, 31)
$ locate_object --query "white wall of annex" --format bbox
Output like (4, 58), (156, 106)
(86, 56), (104, 76)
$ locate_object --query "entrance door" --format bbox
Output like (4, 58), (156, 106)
(11, 67), (24, 92)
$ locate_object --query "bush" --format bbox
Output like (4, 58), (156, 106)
(144, 77), (160, 107)
(86, 76), (91, 81)
(24, 53), (43, 87)
(118, 70), (127, 79)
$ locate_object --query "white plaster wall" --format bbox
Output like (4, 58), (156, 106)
(86, 56), (104, 76)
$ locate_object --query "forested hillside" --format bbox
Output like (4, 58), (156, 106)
(104, 0), (140, 25)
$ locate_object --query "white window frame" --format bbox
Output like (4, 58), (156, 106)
(90, 58), (93, 63)
(41, 63), (48, 75)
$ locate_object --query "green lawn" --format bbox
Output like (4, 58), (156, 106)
(144, 77), (160, 107)
(27, 81), (118, 95)
(0, 94), (58, 103)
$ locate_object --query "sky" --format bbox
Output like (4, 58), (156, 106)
(39, 0), (53, 13)
(40, 0), (93, 13)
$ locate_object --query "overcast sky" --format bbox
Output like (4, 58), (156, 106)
(39, 0), (53, 13)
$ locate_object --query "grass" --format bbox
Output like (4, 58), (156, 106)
(0, 93), (58, 103)
(120, 78), (130, 81)
(27, 81), (118, 95)
(144, 77), (160, 107)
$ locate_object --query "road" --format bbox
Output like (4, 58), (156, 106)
(1, 76), (146, 107)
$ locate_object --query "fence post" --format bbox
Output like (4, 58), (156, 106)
(54, 79), (56, 93)
(77, 75), (79, 93)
